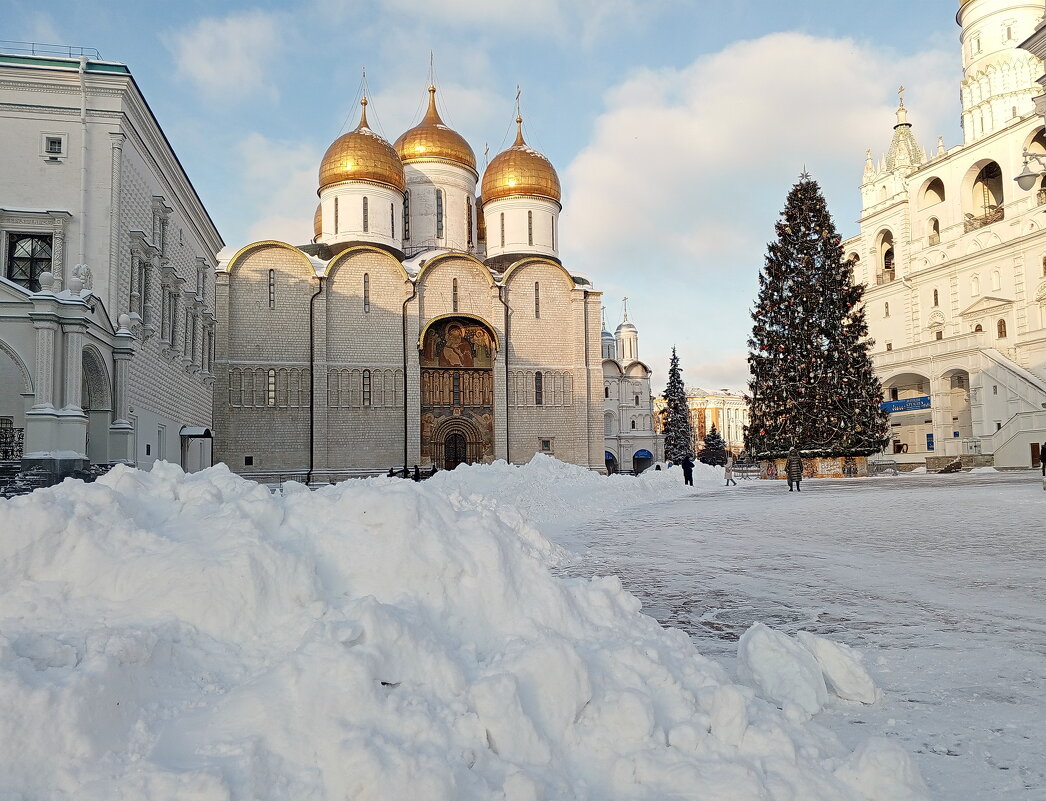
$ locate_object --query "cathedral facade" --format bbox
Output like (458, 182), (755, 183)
(843, 0), (1046, 470)
(214, 89), (611, 478)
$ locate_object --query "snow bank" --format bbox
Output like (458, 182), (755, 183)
(0, 459), (927, 800)
(796, 631), (880, 704)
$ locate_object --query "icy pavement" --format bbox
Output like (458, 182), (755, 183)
(554, 470), (1046, 801)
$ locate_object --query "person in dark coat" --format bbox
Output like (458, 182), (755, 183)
(680, 455), (695, 486)
(785, 447), (804, 492)
(1041, 441), (1046, 477)
(412, 465), (421, 482)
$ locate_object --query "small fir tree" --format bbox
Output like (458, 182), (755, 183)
(661, 347), (694, 463)
(698, 424), (728, 466)
(745, 174), (890, 458)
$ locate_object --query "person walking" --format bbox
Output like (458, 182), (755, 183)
(681, 454), (695, 487)
(785, 447), (804, 492)
(1041, 440), (1046, 477)
(724, 452), (737, 486)
(412, 465), (421, 482)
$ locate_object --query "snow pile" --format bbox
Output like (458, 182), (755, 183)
(0, 460), (927, 800)
(738, 624), (881, 718)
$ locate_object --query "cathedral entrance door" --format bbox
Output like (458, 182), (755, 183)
(445, 432), (467, 470)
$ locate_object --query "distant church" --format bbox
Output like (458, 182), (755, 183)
(214, 87), (661, 478)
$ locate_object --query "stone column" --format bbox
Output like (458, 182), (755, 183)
(62, 324), (85, 411)
(108, 320), (135, 463)
(51, 217), (66, 290)
(108, 133), (126, 319)
(30, 317), (58, 410)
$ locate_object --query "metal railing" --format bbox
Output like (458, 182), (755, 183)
(0, 427), (24, 461)
(0, 41), (101, 59)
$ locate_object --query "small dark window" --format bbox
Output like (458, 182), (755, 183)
(551, 214), (556, 250)
(363, 370), (371, 406)
(435, 190), (444, 238)
(534, 281), (540, 318)
(886, 342), (893, 351)
(452, 278), (458, 312)
(363, 273), (370, 313)
(404, 193), (411, 240)
(466, 198), (473, 247)
(334, 197), (339, 233)
(452, 372), (461, 406)
(975, 324), (983, 332)
(268, 269), (275, 309)
(885, 302), (890, 317)
(528, 210), (533, 246)
(933, 289), (939, 306)
(534, 371), (544, 406)
(634, 395), (640, 406)
(145, 444), (151, 456)
(362, 197), (369, 232)
(604, 386), (609, 398)
(890, 387), (899, 401)
(631, 419), (636, 430)
(540, 438), (552, 452)
(500, 212), (505, 247)
(6, 233), (52, 292)
(390, 202), (395, 238)
(997, 319), (1007, 338)
(244, 455), (254, 466)
(45, 137), (62, 154)
(935, 330), (943, 341)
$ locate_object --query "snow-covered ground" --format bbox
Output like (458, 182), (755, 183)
(0, 458), (1041, 799)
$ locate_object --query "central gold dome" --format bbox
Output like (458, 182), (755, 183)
(318, 98), (406, 193)
(481, 117), (561, 204)
(394, 86), (476, 172)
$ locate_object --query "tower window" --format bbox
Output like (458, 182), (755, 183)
(997, 319), (1007, 338)
(435, 189), (444, 238)
(534, 281), (540, 318)
(634, 395), (640, 406)
(935, 330), (943, 340)
(362, 197), (369, 232)
(452, 372), (461, 406)
(933, 288), (939, 306)
(534, 372), (544, 406)
(334, 197), (339, 233)
(390, 202), (395, 238)
(466, 197), (473, 247)
(363, 273), (370, 313)
(500, 212), (505, 248)
(6, 233), (53, 292)
(885, 302), (890, 317)
(604, 386), (609, 399)
(268, 269), (275, 309)
(452, 278), (458, 312)
(528, 210), (533, 246)
(363, 369), (372, 406)
(267, 369), (277, 407)
(404, 192), (411, 240)
(551, 214), (556, 250)
(631, 419), (636, 430)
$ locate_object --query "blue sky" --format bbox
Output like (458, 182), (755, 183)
(5, 0), (966, 390)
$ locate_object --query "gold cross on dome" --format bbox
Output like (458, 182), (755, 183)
(898, 84), (905, 106)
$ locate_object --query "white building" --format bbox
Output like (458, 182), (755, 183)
(0, 47), (223, 481)
(601, 304), (662, 473)
(843, 0), (1046, 470)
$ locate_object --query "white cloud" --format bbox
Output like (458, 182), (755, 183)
(236, 133), (320, 245)
(564, 32), (955, 390)
(166, 11), (287, 103)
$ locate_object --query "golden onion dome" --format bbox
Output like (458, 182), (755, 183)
(318, 97), (406, 193)
(313, 203), (321, 239)
(394, 86), (476, 172)
(481, 116), (561, 204)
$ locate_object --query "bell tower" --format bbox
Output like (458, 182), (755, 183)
(957, 0), (1045, 142)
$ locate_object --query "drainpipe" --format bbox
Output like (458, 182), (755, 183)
(77, 56), (89, 279)
(584, 290), (592, 469)
(402, 279), (418, 473)
(498, 283), (510, 462)
(305, 276), (325, 486)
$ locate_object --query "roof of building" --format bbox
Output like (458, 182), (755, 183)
(318, 98), (406, 193)
(394, 86), (476, 173)
(481, 116), (561, 204)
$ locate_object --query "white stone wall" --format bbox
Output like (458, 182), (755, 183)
(482, 196), (560, 261)
(402, 163), (478, 255)
(319, 182), (404, 254)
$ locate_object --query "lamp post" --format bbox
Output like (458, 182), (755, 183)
(1014, 149), (1046, 190)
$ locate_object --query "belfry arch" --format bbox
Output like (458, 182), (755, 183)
(419, 315), (497, 469)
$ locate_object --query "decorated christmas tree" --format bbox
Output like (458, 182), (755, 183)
(745, 174), (890, 459)
(698, 424), (728, 466)
(661, 347), (694, 463)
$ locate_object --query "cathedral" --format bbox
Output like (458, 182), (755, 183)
(844, 0), (1046, 470)
(214, 87), (658, 478)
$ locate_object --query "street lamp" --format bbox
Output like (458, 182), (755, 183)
(1014, 149), (1046, 190)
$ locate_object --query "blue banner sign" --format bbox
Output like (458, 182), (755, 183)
(880, 395), (931, 414)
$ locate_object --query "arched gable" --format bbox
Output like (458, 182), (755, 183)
(602, 358), (623, 376)
(324, 244), (410, 282)
(415, 252), (494, 287)
(623, 360), (652, 377)
(225, 240), (318, 276)
(418, 312), (501, 353)
(502, 256), (575, 289)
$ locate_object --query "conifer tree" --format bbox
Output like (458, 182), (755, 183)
(698, 424), (727, 466)
(661, 347), (694, 462)
(745, 174), (890, 458)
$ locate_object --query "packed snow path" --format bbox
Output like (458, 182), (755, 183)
(556, 470), (1046, 801)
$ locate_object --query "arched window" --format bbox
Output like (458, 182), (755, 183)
(534, 281), (540, 318)
(921, 178), (945, 208)
(362, 197), (369, 232)
(452, 278), (458, 312)
(604, 385), (609, 399)
(972, 162), (1004, 219)
(266, 369), (277, 407)
(334, 197), (339, 233)
(527, 210), (533, 246)
(466, 197), (473, 247)
(631, 418), (636, 430)
(362, 369), (372, 406)
(534, 371), (544, 406)
(390, 202), (395, 238)
(435, 189), (444, 238)
(972, 275), (981, 296)
(877, 230), (895, 282)
(604, 413), (614, 436)
(991, 270), (1001, 291)
(997, 319), (1007, 338)
(928, 217), (940, 245)
(268, 269), (275, 309)
(403, 192), (411, 240)
(885, 302), (890, 317)
(363, 273), (370, 313)
(933, 289), (939, 307)
(551, 215), (556, 250)
(500, 212), (505, 247)
(974, 324), (983, 332)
